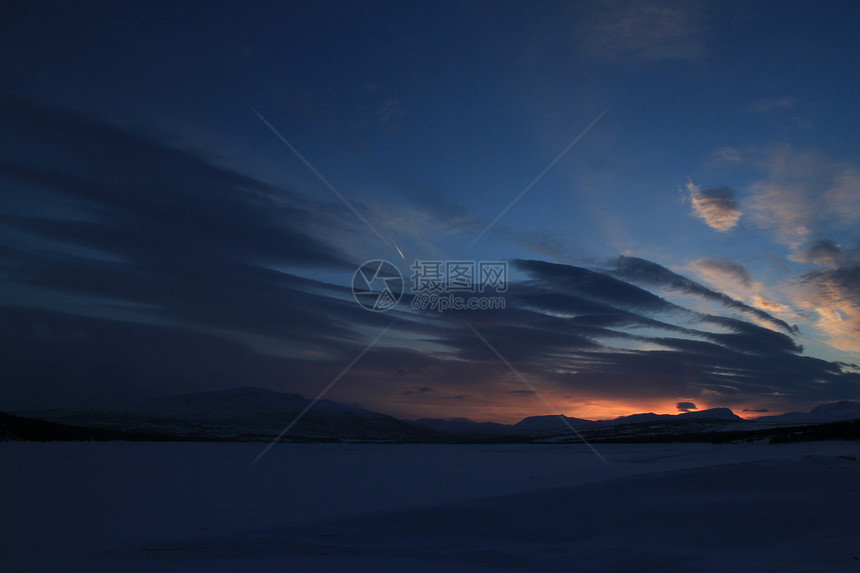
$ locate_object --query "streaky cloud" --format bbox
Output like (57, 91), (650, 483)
(611, 256), (796, 334)
(693, 257), (752, 287)
(513, 259), (685, 315)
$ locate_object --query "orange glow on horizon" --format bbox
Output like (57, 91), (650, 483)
(421, 398), (725, 425)
(440, 398), (787, 424)
(558, 398), (712, 422)
(374, 383), (786, 425)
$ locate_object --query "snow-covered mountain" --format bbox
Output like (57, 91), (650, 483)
(511, 414), (599, 433)
(417, 407), (745, 438)
(413, 417), (510, 435)
(678, 407), (742, 421)
(750, 401), (860, 426)
(13, 387), (446, 442)
(10, 390), (860, 443)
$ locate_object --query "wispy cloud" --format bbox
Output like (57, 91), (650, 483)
(746, 96), (795, 114)
(577, 0), (709, 62)
(748, 147), (860, 250)
(744, 96), (811, 129)
(688, 258), (799, 327)
(702, 144), (860, 357)
(751, 295), (792, 315)
(611, 256), (794, 334)
(711, 147), (743, 163)
(377, 98), (405, 128)
(685, 182), (742, 232)
(789, 239), (846, 266)
(691, 257), (752, 288)
(797, 263), (860, 353)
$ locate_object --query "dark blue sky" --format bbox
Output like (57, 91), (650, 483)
(2, 1), (859, 421)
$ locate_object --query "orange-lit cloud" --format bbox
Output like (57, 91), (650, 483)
(794, 273), (860, 354)
(685, 182), (742, 232)
(751, 295), (792, 315)
(748, 147), (860, 250)
(688, 258), (802, 333)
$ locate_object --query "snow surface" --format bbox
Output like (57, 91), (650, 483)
(2, 441), (859, 571)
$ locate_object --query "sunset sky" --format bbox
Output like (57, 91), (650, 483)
(2, 1), (859, 422)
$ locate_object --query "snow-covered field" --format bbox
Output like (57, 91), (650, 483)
(3, 441), (859, 571)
